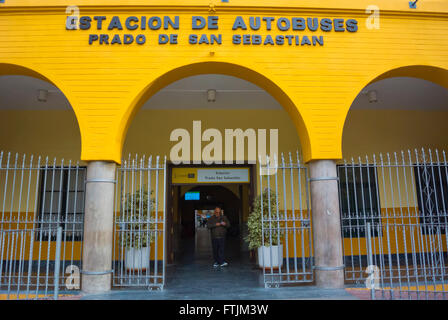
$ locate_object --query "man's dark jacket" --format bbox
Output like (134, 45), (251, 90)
(207, 214), (231, 239)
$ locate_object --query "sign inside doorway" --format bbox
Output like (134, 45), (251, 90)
(172, 167), (250, 184)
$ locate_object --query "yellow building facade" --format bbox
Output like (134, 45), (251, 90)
(1, 0), (448, 295)
(1, 0), (447, 163)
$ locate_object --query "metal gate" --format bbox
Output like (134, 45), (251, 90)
(112, 155), (167, 290)
(338, 149), (448, 300)
(258, 153), (313, 287)
(0, 151), (85, 300)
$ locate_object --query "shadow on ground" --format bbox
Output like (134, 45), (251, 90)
(81, 237), (358, 300)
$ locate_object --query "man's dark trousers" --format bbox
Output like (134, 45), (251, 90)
(212, 237), (225, 264)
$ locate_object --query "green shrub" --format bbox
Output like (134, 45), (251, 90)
(245, 188), (284, 250)
(119, 190), (156, 248)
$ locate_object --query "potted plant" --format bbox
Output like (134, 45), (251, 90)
(120, 190), (156, 272)
(245, 188), (284, 269)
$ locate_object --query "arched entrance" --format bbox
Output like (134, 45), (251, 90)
(338, 65), (448, 295)
(342, 65), (448, 157)
(0, 63), (82, 159)
(119, 61), (311, 162)
(114, 66), (310, 289)
(0, 63), (85, 297)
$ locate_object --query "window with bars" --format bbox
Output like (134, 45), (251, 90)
(37, 166), (86, 241)
(337, 165), (381, 238)
(414, 164), (448, 235)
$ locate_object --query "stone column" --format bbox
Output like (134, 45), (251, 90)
(81, 161), (116, 294)
(309, 160), (344, 288)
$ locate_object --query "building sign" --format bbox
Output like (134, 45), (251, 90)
(172, 167), (250, 184)
(197, 168), (249, 183)
(66, 15), (358, 47)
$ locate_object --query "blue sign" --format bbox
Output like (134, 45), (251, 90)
(185, 191), (200, 201)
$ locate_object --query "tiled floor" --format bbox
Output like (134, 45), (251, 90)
(82, 236), (358, 300)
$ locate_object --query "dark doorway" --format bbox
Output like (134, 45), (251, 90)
(180, 185), (241, 239)
(180, 185), (242, 264)
(166, 164), (256, 265)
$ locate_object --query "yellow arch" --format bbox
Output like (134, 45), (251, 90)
(0, 62), (85, 158)
(341, 64), (448, 153)
(117, 61), (311, 164)
(367, 65), (448, 90)
(0, 63), (50, 81)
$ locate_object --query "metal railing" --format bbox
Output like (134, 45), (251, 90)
(0, 151), (84, 299)
(258, 153), (313, 288)
(338, 149), (448, 299)
(112, 155), (167, 290)
(2, 147), (446, 299)
(0, 227), (63, 300)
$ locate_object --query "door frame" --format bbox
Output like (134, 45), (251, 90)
(165, 161), (257, 264)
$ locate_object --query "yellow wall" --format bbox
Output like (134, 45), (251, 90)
(342, 208), (448, 257)
(1, 1), (448, 163)
(2, 107), (448, 260)
(2, 108), (448, 207)
(3, 209), (444, 260)
(4, 0), (448, 12)
(343, 110), (448, 158)
(124, 108), (300, 160)
(0, 110), (81, 162)
(343, 109), (448, 209)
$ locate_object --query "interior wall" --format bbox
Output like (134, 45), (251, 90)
(343, 109), (448, 159)
(342, 109), (448, 209)
(2, 108), (447, 211)
(0, 110), (81, 161)
(123, 108), (300, 160)
(3, 108), (445, 167)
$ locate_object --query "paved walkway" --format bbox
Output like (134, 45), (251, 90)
(82, 236), (358, 300)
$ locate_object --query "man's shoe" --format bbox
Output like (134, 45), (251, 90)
(213, 262), (220, 268)
(220, 262), (228, 267)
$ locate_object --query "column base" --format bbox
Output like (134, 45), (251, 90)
(315, 269), (345, 289)
(81, 274), (112, 295)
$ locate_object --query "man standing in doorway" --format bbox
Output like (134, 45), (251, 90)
(207, 206), (231, 267)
